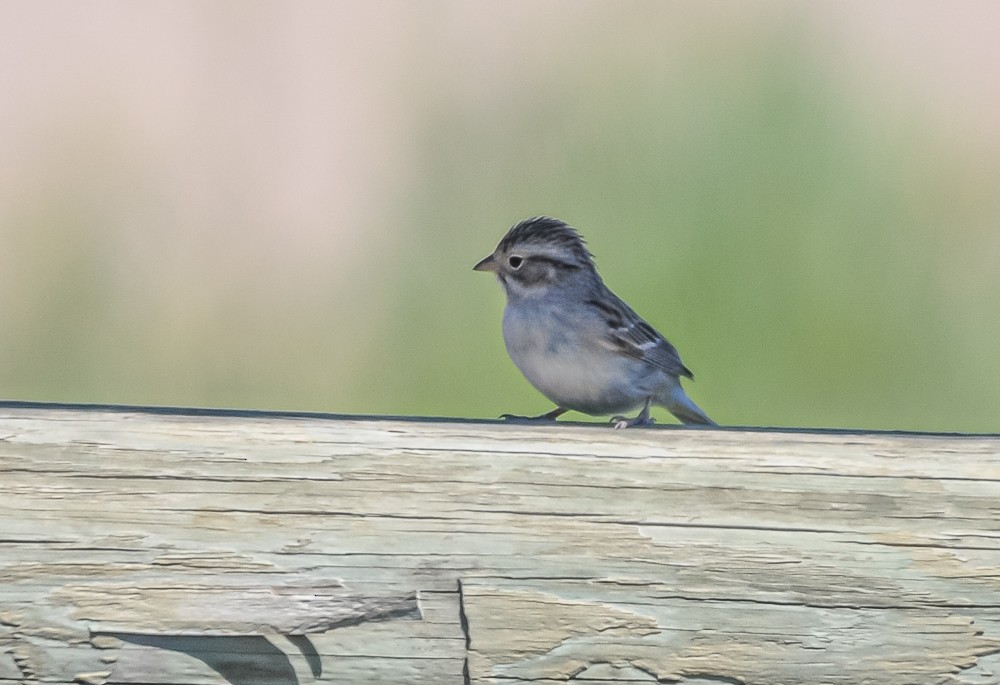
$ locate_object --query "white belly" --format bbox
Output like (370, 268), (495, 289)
(502, 304), (649, 415)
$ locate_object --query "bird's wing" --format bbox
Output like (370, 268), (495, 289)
(587, 294), (694, 380)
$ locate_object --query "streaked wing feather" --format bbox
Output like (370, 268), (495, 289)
(588, 293), (694, 379)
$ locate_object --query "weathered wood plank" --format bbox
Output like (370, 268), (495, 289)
(1, 402), (999, 684)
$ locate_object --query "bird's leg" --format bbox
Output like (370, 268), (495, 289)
(612, 397), (655, 429)
(501, 407), (568, 422)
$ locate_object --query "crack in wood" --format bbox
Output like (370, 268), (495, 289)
(458, 579), (472, 685)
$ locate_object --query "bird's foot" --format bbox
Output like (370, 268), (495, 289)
(612, 414), (656, 430)
(500, 413), (556, 423)
(501, 414), (546, 422)
(501, 408), (567, 423)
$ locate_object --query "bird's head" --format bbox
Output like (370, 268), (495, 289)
(474, 216), (596, 298)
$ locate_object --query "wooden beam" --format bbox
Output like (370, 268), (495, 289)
(0, 401), (998, 684)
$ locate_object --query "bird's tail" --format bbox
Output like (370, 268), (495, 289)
(664, 386), (717, 426)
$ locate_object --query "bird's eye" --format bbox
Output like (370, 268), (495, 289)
(508, 255), (524, 270)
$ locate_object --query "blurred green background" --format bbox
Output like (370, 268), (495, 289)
(1, 2), (998, 432)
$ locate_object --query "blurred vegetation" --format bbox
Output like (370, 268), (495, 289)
(1, 5), (998, 432)
(368, 15), (1000, 432)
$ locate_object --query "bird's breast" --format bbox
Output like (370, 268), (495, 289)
(501, 303), (651, 415)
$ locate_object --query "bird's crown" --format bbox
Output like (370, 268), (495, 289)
(497, 216), (595, 268)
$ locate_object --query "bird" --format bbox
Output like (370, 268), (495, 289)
(474, 216), (716, 429)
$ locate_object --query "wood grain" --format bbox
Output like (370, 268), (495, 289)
(0, 402), (998, 684)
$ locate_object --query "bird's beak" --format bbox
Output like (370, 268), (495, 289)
(473, 254), (498, 272)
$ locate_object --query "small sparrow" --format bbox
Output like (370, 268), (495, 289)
(474, 216), (716, 429)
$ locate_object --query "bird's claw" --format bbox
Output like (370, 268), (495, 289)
(500, 413), (556, 423)
(612, 415), (656, 430)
